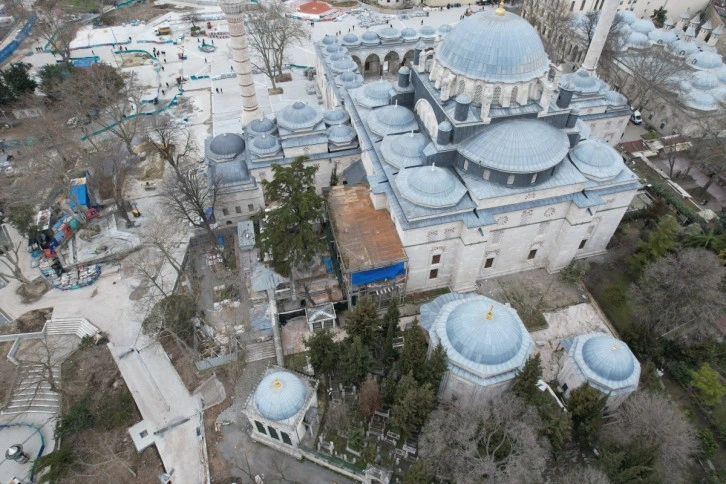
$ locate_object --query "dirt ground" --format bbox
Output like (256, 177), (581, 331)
(58, 344), (164, 483)
(0, 341), (16, 404)
(99, 2), (189, 26)
(0, 307), (52, 336)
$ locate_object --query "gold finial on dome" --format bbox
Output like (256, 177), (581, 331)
(485, 304), (494, 320)
(273, 379), (282, 388)
(495, 0), (506, 16)
(612, 343), (619, 351)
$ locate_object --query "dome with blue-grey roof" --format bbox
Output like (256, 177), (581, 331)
(649, 29), (678, 44)
(458, 119), (569, 174)
(336, 71), (364, 90)
(582, 335), (635, 381)
(671, 39), (700, 57)
(617, 10), (638, 24)
(254, 371), (308, 421)
(401, 27), (418, 40)
(208, 133), (245, 161)
(561, 70), (603, 94)
(327, 124), (357, 144)
(627, 31), (651, 49)
(323, 108), (350, 126)
(687, 51), (723, 70)
(341, 33), (360, 46)
(249, 133), (281, 156)
(395, 164), (467, 208)
(605, 90), (628, 106)
(716, 66), (726, 83)
(247, 117), (276, 137)
(329, 52), (347, 63)
(419, 25), (437, 38)
(324, 44), (347, 56)
(361, 30), (380, 45)
(436, 10), (549, 83)
(682, 90), (719, 111)
(630, 18), (655, 34)
(438, 24), (452, 36)
(368, 104), (418, 137)
(331, 58), (358, 74)
(277, 102), (323, 131)
(355, 79), (392, 108)
(691, 70), (720, 91)
(569, 139), (624, 180)
(378, 27), (401, 41)
(380, 132), (428, 168)
(321, 34), (338, 45)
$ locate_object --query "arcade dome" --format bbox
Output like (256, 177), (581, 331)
(395, 164), (467, 208)
(401, 27), (418, 40)
(361, 30), (380, 45)
(254, 371), (308, 421)
(341, 33), (360, 46)
(380, 132), (428, 168)
(327, 124), (356, 144)
(355, 79), (392, 108)
(436, 10), (549, 83)
(368, 105), (418, 137)
(378, 27), (401, 41)
(323, 108), (350, 126)
(687, 51), (724, 70)
(277, 102), (323, 131)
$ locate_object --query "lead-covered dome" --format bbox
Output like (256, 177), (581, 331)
(396, 164), (467, 208)
(331, 57), (358, 74)
(569, 139), (624, 180)
(691, 71), (719, 91)
(671, 39), (699, 57)
(336, 71), (364, 90)
(254, 371), (308, 421)
(355, 79), (392, 108)
(682, 90), (719, 111)
(459, 119), (569, 174)
(630, 18), (655, 34)
(437, 10), (549, 83)
(327, 124), (356, 144)
(378, 27), (401, 41)
(361, 30), (380, 45)
(380, 132), (428, 168)
(687, 51), (724, 70)
(649, 29), (678, 44)
(277, 101), (323, 131)
(581, 335), (637, 382)
(341, 33), (360, 46)
(208, 133), (245, 161)
(401, 27), (418, 40)
(561, 69), (600, 94)
(368, 105), (418, 137)
(323, 108), (350, 126)
(249, 133), (281, 156)
(247, 117), (276, 137)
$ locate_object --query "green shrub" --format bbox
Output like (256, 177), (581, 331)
(602, 284), (627, 306)
(699, 429), (719, 459)
(55, 400), (94, 438)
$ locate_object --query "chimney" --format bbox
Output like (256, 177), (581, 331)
(397, 66), (411, 88)
(454, 94), (471, 122)
(556, 81), (575, 109)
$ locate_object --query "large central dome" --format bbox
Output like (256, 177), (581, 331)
(436, 10), (549, 83)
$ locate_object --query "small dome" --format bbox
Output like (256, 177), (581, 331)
(445, 299), (524, 365)
(331, 58), (358, 74)
(712, 86), (726, 102)
(415, 40), (427, 50)
(561, 69), (600, 94)
(682, 90), (719, 111)
(686, 51), (723, 70)
(368, 105), (418, 137)
(395, 164), (467, 208)
(277, 101), (323, 131)
(254, 371), (307, 421)
(569, 139), (624, 180)
(329, 52), (347, 63)
(380, 131), (428, 168)
(336, 71), (364, 90)
(437, 10), (549, 83)
(249, 133), (281, 156)
(627, 31), (651, 49)
(648, 29), (678, 44)
(581, 335), (637, 382)
(438, 24), (452, 35)
(617, 10), (638, 24)
(323, 108), (350, 126)
(325, 44), (347, 56)
(671, 39), (699, 57)
(419, 25), (437, 38)
(605, 90), (628, 106)
(378, 27), (401, 40)
(630, 18), (655, 34)
(459, 119), (569, 174)
(341, 33), (360, 46)
(691, 70), (719, 91)
(361, 30), (380, 45)
(247, 117), (276, 137)
(327, 124), (356, 144)
(399, 65), (410, 76)
(355, 79), (393, 108)
(321, 35), (338, 45)
(716, 66), (726, 83)
(401, 27), (418, 39)
(208, 133), (245, 160)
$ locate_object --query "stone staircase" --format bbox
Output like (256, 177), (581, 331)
(2, 363), (61, 415)
(244, 339), (276, 363)
(44, 318), (99, 339)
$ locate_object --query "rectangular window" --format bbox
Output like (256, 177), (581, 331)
(222, 208), (229, 216)
(281, 432), (293, 445)
(580, 0), (586, 10)
(255, 421), (266, 434)
(484, 257), (494, 268)
(528, 249), (538, 260)
(463, 160), (469, 170)
(570, 0), (575, 10)
(531, 173), (538, 184)
(429, 269), (438, 279)
(579, 239), (587, 250)
(248, 204), (254, 212)
(507, 174), (515, 185)
(235, 206), (242, 214)
(483, 169), (490, 180)
(431, 254), (441, 265)
(268, 426), (279, 440)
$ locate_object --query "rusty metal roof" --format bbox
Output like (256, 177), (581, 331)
(327, 185), (406, 273)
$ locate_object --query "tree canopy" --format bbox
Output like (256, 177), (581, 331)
(568, 384), (606, 448)
(304, 329), (339, 383)
(255, 157), (324, 275)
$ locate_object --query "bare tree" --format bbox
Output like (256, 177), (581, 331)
(553, 464), (611, 484)
(325, 402), (350, 434)
(36, 8), (78, 63)
(128, 247), (175, 300)
(522, 0), (572, 63)
(420, 394), (549, 483)
(245, 2), (308, 92)
(0, 224), (32, 284)
(138, 212), (188, 279)
(359, 376), (381, 421)
(602, 391), (698, 483)
(87, 142), (135, 224)
(629, 248), (726, 341)
(145, 117), (198, 178)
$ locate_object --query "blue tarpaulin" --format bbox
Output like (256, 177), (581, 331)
(323, 256), (333, 273)
(69, 184), (88, 208)
(351, 262), (405, 286)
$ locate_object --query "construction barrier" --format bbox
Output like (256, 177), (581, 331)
(0, 14), (35, 65)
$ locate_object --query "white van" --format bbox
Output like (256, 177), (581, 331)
(630, 110), (642, 125)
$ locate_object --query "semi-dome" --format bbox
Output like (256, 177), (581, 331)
(581, 335), (637, 382)
(277, 101), (323, 131)
(687, 51), (723, 70)
(419, 25), (437, 39)
(437, 10), (549, 83)
(395, 164), (467, 208)
(361, 30), (380, 45)
(561, 69), (600, 94)
(691, 70), (719, 91)
(247, 117), (276, 137)
(627, 31), (651, 49)
(368, 104), (418, 137)
(569, 139), (624, 180)
(648, 29), (678, 44)
(336, 71), (364, 90)
(331, 58), (358, 74)
(458, 119), (569, 174)
(323, 108), (350, 126)
(682, 89), (719, 111)
(254, 371), (307, 421)
(355, 79), (393, 108)
(605, 90), (628, 106)
(341, 33), (360, 46)
(208, 133), (245, 160)
(401, 27), (418, 40)
(445, 299), (524, 366)
(630, 18), (655, 34)
(380, 131), (428, 168)
(327, 124), (356, 144)
(249, 133), (281, 156)
(378, 27), (401, 40)
(671, 39), (699, 57)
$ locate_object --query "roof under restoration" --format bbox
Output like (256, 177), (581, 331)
(327, 185), (406, 274)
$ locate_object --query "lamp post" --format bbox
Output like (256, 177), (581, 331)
(536, 379), (567, 412)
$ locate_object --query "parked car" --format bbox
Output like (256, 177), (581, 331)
(630, 110), (642, 125)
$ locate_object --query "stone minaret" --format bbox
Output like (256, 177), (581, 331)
(581, 0), (619, 75)
(219, 0), (259, 125)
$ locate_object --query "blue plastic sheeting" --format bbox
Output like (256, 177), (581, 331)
(323, 256), (333, 273)
(351, 262), (405, 286)
(71, 56), (99, 68)
(69, 184), (88, 208)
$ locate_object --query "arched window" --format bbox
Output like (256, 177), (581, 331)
(482, 169), (491, 180)
(415, 98), (439, 139)
(510, 86), (519, 104)
(458, 79), (465, 95)
(493, 87), (502, 104)
(474, 84), (483, 103)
